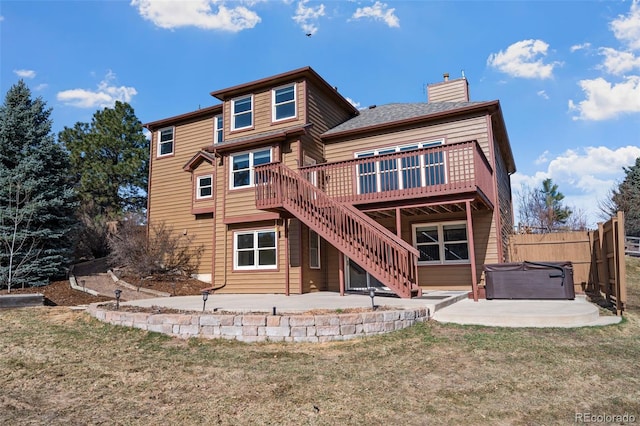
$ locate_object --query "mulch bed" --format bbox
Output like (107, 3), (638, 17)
(118, 274), (209, 296)
(0, 281), (112, 306)
(0, 275), (209, 307)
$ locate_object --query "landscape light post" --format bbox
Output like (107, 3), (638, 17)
(369, 287), (376, 310)
(202, 290), (209, 313)
(114, 289), (122, 310)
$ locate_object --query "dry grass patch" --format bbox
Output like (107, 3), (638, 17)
(1, 257), (639, 425)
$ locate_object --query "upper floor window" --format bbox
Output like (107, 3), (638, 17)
(355, 139), (444, 194)
(412, 221), (469, 265)
(234, 229), (277, 270)
(272, 84), (296, 121)
(158, 127), (174, 157)
(196, 174), (213, 199)
(214, 115), (223, 144)
(230, 148), (272, 189)
(231, 96), (253, 130)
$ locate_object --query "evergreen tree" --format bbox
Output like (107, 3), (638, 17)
(518, 178), (574, 233)
(612, 157), (640, 236)
(0, 81), (77, 290)
(59, 101), (148, 216)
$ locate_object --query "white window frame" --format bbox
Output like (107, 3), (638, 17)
(214, 114), (223, 144)
(231, 95), (253, 131)
(157, 127), (174, 157)
(355, 139), (445, 194)
(234, 229), (278, 270)
(272, 84), (296, 122)
(412, 220), (470, 265)
(309, 229), (321, 269)
(196, 174), (213, 199)
(229, 148), (272, 190)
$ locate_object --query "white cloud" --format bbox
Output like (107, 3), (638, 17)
(292, 0), (325, 35)
(512, 145), (640, 227)
(487, 39), (560, 79)
(534, 150), (550, 165)
(568, 2), (640, 120)
(598, 47), (640, 74)
(570, 43), (591, 52)
(0, 16), (5, 22)
(131, 0), (261, 32)
(34, 84), (48, 91)
(345, 97), (361, 109)
(536, 90), (549, 100)
(57, 71), (137, 108)
(568, 76), (640, 120)
(14, 69), (36, 79)
(351, 1), (399, 28)
(610, 0), (640, 51)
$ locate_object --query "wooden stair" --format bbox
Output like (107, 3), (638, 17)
(255, 162), (420, 298)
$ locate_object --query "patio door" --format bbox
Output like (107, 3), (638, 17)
(345, 257), (389, 291)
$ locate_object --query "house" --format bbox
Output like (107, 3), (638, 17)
(143, 67), (516, 299)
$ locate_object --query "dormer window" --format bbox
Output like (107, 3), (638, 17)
(214, 114), (223, 143)
(196, 174), (213, 199)
(272, 84), (296, 121)
(157, 127), (174, 157)
(231, 96), (253, 130)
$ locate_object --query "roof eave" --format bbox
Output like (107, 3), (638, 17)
(204, 125), (310, 154)
(210, 66), (359, 116)
(143, 104), (222, 130)
(321, 101), (500, 141)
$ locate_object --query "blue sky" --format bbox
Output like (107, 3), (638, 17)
(2, 0), (639, 228)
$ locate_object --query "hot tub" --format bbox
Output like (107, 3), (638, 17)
(483, 261), (575, 300)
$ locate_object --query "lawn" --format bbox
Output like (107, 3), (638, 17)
(1, 258), (639, 425)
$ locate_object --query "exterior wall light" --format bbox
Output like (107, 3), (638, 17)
(369, 287), (376, 310)
(114, 289), (122, 310)
(202, 290), (209, 312)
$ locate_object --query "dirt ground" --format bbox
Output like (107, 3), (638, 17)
(0, 274), (208, 306)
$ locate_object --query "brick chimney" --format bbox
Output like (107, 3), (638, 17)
(427, 72), (469, 103)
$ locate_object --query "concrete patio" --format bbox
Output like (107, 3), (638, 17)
(119, 291), (622, 328)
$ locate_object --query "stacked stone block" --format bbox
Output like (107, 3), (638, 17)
(87, 305), (429, 343)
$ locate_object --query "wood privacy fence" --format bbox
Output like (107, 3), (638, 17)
(507, 211), (627, 315)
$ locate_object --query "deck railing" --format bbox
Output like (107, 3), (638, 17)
(255, 162), (419, 298)
(298, 140), (494, 205)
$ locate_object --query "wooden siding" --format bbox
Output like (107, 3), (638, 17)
(493, 134), (514, 261)
(212, 220), (302, 294)
(223, 80), (306, 141)
(304, 81), (354, 162)
(427, 78), (470, 103)
(301, 224), (327, 293)
(321, 208), (496, 291)
(324, 115), (491, 165)
(148, 118), (216, 277)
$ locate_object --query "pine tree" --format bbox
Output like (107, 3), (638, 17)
(613, 157), (640, 236)
(518, 178), (574, 233)
(0, 81), (77, 290)
(59, 101), (148, 215)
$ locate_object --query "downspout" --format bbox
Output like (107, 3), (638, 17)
(205, 149), (227, 293)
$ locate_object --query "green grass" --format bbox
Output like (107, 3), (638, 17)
(1, 257), (640, 425)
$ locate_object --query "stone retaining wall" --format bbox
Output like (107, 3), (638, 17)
(86, 304), (429, 343)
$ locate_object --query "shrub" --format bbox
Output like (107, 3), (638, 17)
(108, 216), (203, 278)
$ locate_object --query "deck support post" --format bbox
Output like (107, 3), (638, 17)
(339, 251), (345, 296)
(466, 200), (479, 301)
(395, 207), (402, 238)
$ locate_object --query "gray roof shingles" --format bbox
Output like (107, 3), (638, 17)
(322, 102), (487, 136)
